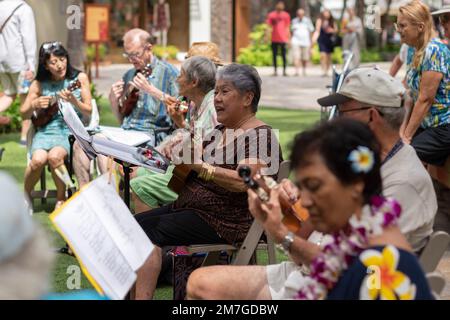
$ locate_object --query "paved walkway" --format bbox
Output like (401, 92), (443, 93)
(92, 62), (449, 299)
(92, 62), (405, 111)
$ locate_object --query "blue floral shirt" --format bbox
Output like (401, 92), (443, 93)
(406, 38), (450, 128)
(121, 57), (179, 135)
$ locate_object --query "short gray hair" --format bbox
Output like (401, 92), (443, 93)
(360, 101), (405, 130)
(182, 56), (217, 94)
(216, 63), (262, 112)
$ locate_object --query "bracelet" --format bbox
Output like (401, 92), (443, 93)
(159, 92), (166, 103)
(276, 231), (295, 255)
(199, 163), (216, 182)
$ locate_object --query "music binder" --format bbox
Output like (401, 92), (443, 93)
(59, 100), (170, 174)
(50, 174), (154, 300)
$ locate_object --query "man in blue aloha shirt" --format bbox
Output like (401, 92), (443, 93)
(109, 28), (179, 146)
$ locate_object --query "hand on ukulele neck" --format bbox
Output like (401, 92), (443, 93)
(239, 166), (308, 233)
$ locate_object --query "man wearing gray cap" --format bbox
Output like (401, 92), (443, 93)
(318, 67), (437, 252)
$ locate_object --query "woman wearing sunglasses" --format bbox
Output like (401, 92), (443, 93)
(20, 42), (93, 210)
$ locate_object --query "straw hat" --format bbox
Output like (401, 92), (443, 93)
(186, 42), (224, 66)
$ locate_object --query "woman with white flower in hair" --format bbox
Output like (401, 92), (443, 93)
(249, 118), (433, 300)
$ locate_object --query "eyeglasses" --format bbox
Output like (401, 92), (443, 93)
(122, 47), (147, 60)
(338, 106), (372, 114)
(42, 41), (62, 52)
(394, 22), (421, 32)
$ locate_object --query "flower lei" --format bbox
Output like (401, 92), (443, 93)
(294, 196), (402, 300)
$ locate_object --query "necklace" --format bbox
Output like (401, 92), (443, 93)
(295, 196), (401, 300)
(381, 139), (404, 165)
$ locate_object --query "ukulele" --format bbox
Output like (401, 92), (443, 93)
(174, 96), (189, 113)
(168, 164), (194, 194)
(118, 64), (153, 117)
(31, 79), (81, 128)
(238, 166), (309, 233)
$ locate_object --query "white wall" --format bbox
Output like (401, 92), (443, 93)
(189, 0), (211, 46)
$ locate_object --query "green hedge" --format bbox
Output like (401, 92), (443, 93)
(152, 45), (179, 60)
(2, 98), (22, 131)
(237, 24), (285, 66)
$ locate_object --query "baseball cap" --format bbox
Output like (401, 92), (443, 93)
(317, 67), (406, 108)
(0, 172), (35, 262)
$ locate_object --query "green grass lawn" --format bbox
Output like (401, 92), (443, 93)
(0, 99), (319, 299)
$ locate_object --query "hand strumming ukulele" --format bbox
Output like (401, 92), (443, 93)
(238, 166), (309, 233)
(174, 96), (189, 113)
(118, 64), (153, 117)
(31, 79), (81, 128)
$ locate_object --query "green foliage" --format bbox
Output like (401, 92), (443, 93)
(152, 45), (179, 60)
(361, 49), (383, 63)
(311, 44), (343, 65)
(90, 83), (103, 104)
(237, 24), (285, 67)
(86, 44), (108, 62)
(2, 97), (22, 132)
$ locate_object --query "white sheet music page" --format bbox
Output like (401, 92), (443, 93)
(59, 100), (91, 142)
(51, 174), (154, 300)
(99, 126), (153, 147)
(82, 174), (154, 270)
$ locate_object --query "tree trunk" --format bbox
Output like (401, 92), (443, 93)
(67, 0), (86, 72)
(380, 0), (393, 49)
(355, 0), (366, 49)
(339, 0), (348, 32)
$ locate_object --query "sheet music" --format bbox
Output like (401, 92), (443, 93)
(59, 101), (97, 159)
(82, 175), (154, 270)
(51, 174), (154, 300)
(59, 101), (91, 142)
(98, 126), (153, 147)
(59, 100), (169, 174)
(91, 136), (167, 174)
(52, 194), (136, 300)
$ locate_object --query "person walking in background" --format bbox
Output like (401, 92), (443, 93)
(0, 0), (37, 145)
(291, 8), (314, 76)
(266, 1), (291, 77)
(342, 7), (363, 69)
(313, 9), (337, 77)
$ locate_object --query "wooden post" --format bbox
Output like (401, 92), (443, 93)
(95, 43), (99, 79)
(139, 0), (148, 29)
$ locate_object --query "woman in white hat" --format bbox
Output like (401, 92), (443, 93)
(432, 4), (450, 39)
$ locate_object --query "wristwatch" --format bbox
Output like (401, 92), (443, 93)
(159, 92), (166, 102)
(279, 231), (295, 254)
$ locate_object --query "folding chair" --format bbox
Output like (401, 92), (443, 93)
(426, 272), (447, 299)
(419, 231), (450, 273)
(186, 160), (292, 267)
